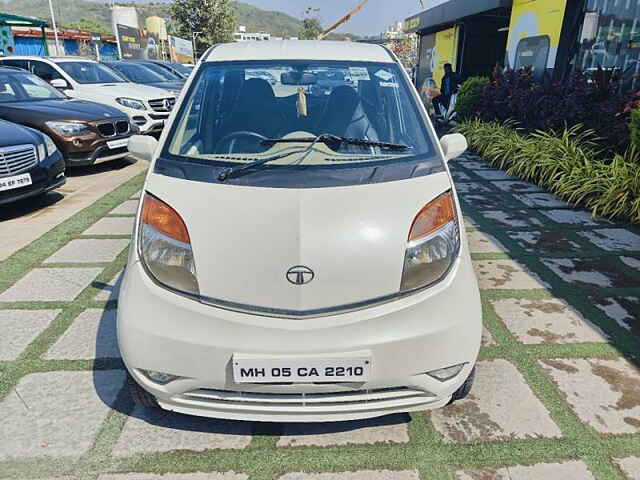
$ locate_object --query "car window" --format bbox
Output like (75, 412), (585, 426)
(141, 62), (181, 81)
(30, 61), (63, 82)
(0, 59), (28, 70)
(0, 71), (65, 103)
(162, 60), (441, 188)
(108, 63), (165, 83)
(169, 62), (192, 76)
(57, 61), (126, 84)
(0, 80), (18, 102)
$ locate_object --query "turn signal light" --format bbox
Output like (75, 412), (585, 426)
(141, 194), (190, 244)
(408, 192), (456, 242)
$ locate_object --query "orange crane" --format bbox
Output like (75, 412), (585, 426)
(318, 0), (370, 40)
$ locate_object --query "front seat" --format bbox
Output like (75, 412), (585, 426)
(315, 85), (379, 141)
(218, 78), (282, 140)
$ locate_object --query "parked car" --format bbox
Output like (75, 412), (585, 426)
(0, 119), (65, 205)
(103, 61), (184, 96)
(0, 66), (133, 167)
(119, 40), (481, 422)
(0, 56), (176, 135)
(137, 60), (193, 80)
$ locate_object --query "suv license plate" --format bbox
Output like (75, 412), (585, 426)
(0, 173), (32, 192)
(233, 355), (371, 383)
(107, 139), (128, 149)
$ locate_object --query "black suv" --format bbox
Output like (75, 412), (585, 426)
(0, 119), (65, 205)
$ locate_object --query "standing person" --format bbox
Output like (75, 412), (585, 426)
(434, 63), (461, 112)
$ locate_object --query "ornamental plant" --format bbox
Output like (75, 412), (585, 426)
(477, 66), (637, 154)
(457, 119), (640, 223)
(456, 76), (490, 121)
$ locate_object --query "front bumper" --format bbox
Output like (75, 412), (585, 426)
(118, 246), (482, 422)
(0, 151), (65, 205)
(66, 145), (129, 167)
(128, 112), (169, 134)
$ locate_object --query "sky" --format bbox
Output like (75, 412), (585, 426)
(88, 0), (431, 37)
(241, 0), (428, 36)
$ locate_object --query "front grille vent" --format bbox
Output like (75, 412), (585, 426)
(116, 120), (130, 135)
(0, 144), (37, 178)
(148, 97), (176, 112)
(97, 120), (130, 137)
(97, 123), (116, 137)
(182, 386), (434, 407)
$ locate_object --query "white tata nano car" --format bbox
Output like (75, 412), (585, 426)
(119, 40), (481, 422)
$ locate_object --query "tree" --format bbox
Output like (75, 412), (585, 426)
(299, 18), (322, 40)
(170, 0), (236, 53)
(299, 6), (322, 40)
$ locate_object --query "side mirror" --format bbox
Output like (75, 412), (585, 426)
(50, 78), (69, 89)
(440, 133), (468, 162)
(128, 135), (158, 162)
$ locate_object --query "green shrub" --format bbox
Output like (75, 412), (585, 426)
(456, 77), (490, 121)
(630, 108), (640, 150)
(457, 120), (640, 223)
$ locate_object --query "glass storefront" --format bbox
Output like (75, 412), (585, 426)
(575, 0), (640, 89)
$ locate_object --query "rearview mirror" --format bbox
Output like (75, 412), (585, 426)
(281, 72), (317, 85)
(50, 78), (69, 90)
(128, 135), (158, 162)
(440, 133), (468, 162)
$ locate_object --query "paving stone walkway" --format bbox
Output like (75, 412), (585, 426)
(1, 153), (639, 479)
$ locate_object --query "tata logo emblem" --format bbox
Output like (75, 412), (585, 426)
(286, 266), (314, 285)
(163, 99), (173, 110)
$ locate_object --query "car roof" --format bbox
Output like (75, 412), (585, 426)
(0, 56), (95, 63)
(204, 40), (395, 63)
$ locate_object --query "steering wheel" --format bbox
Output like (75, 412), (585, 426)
(215, 131), (268, 154)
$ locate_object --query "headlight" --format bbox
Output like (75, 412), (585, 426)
(139, 193), (199, 295)
(38, 133), (58, 160)
(116, 97), (146, 110)
(46, 121), (90, 136)
(400, 192), (460, 292)
(37, 143), (46, 162)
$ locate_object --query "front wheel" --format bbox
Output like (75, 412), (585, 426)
(127, 372), (159, 409)
(447, 366), (476, 405)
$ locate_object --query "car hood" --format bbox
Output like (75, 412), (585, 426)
(76, 82), (175, 99)
(0, 99), (127, 122)
(0, 119), (42, 146)
(148, 81), (184, 92)
(142, 170), (454, 314)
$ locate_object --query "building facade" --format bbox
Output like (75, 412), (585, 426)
(406, 0), (640, 91)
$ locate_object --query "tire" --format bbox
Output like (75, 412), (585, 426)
(447, 366), (476, 405)
(127, 372), (159, 408)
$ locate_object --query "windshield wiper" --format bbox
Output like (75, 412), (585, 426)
(217, 146), (311, 181)
(217, 134), (410, 182)
(261, 134), (411, 151)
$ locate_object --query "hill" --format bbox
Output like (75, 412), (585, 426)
(0, 0), (356, 40)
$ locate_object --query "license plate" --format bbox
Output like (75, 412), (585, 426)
(0, 173), (32, 192)
(107, 139), (128, 149)
(233, 353), (371, 383)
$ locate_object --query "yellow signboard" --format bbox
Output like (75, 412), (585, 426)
(433, 26), (459, 87)
(506, 0), (568, 71)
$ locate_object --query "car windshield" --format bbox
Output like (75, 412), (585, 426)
(163, 60), (440, 188)
(141, 62), (182, 81)
(57, 61), (126, 84)
(170, 63), (193, 76)
(0, 70), (65, 103)
(107, 63), (165, 84)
